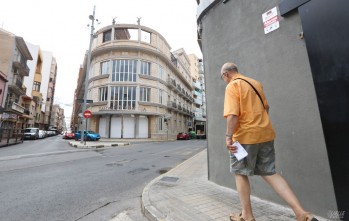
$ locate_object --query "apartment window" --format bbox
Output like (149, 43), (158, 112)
(114, 28), (138, 41)
(49, 78), (52, 82)
(103, 29), (112, 42)
(100, 61), (109, 75)
(140, 61), (150, 75)
(110, 86), (136, 110)
(33, 81), (41, 91)
(158, 65), (164, 80)
(159, 89), (163, 104)
(112, 59), (137, 82)
(158, 117), (164, 131)
(140, 87), (151, 102)
(99, 87), (108, 101)
(141, 30), (151, 44)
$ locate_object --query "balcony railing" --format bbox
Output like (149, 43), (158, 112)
(194, 98), (203, 105)
(167, 78), (177, 89)
(5, 102), (25, 114)
(15, 79), (23, 88)
(13, 61), (30, 76)
(168, 101), (177, 108)
(192, 81), (202, 90)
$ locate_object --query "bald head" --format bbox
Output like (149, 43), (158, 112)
(221, 62), (238, 74)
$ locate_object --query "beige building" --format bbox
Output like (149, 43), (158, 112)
(51, 104), (65, 133)
(25, 43), (58, 130)
(73, 23), (194, 139)
(45, 55), (58, 129)
(188, 54), (206, 136)
(0, 28), (32, 129)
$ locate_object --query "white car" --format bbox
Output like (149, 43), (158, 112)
(38, 130), (46, 139)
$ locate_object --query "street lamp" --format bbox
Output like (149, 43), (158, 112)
(81, 6), (97, 143)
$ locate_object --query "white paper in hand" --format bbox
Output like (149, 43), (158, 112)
(233, 141), (248, 161)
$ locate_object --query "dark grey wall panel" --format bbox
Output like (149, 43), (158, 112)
(298, 0), (349, 215)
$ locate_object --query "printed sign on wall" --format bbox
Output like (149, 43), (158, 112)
(262, 7), (280, 34)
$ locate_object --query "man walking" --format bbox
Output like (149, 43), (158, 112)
(221, 62), (318, 221)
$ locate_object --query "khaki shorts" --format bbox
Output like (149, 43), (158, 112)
(230, 140), (276, 176)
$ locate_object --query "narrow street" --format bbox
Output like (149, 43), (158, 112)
(0, 136), (207, 221)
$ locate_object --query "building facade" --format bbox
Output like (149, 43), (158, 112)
(188, 54), (206, 137)
(0, 28), (32, 130)
(195, 0), (349, 217)
(25, 43), (58, 130)
(73, 23), (195, 139)
(0, 71), (8, 112)
(50, 104), (64, 133)
(0, 28), (61, 135)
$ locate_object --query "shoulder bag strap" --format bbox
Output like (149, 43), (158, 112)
(234, 78), (265, 109)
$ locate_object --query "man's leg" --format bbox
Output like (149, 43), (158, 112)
(235, 174), (255, 220)
(262, 173), (307, 220)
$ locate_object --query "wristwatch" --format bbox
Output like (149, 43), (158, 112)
(225, 134), (232, 138)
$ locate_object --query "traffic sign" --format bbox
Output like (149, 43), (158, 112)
(83, 110), (92, 118)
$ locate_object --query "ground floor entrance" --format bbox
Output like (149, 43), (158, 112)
(98, 115), (149, 139)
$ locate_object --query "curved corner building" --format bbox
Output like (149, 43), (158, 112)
(79, 24), (194, 139)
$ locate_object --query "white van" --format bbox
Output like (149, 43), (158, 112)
(24, 128), (39, 140)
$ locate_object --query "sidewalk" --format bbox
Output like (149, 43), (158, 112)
(142, 149), (329, 221)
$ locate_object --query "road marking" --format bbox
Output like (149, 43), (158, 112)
(109, 211), (133, 221)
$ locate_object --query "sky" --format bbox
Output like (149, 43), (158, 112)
(0, 0), (202, 126)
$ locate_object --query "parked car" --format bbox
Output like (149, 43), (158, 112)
(24, 128), (39, 140)
(188, 131), (197, 139)
(38, 130), (46, 139)
(63, 131), (75, 139)
(177, 132), (190, 140)
(75, 130), (101, 141)
(47, 129), (58, 136)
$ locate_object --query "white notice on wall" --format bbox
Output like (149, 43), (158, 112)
(262, 7), (280, 34)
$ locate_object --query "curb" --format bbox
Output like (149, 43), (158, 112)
(141, 174), (167, 221)
(68, 142), (130, 149)
(141, 150), (205, 221)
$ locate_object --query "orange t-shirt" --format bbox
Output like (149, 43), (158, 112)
(223, 73), (275, 144)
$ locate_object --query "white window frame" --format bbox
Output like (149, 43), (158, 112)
(101, 61), (109, 75)
(158, 65), (164, 80)
(99, 87), (108, 102)
(140, 61), (150, 75)
(159, 89), (163, 104)
(140, 87), (151, 102)
(158, 117), (163, 131)
(112, 59), (137, 82)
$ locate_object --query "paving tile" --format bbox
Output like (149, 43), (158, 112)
(142, 150), (329, 221)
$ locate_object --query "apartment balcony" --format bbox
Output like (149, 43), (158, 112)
(167, 78), (176, 89)
(176, 84), (182, 92)
(194, 108), (203, 114)
(171, 101), (177, 109)
(4, 102), (25, 115)
(194, 90), (202, 97)
(183, 91), (194, 103)
(192, 81), (202, 90)
(13, 60), (30, 76)
(194, 98), (203, 105)
(8, 79), (25, 95)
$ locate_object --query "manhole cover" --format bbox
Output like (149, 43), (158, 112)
(160, 176), (179, 183)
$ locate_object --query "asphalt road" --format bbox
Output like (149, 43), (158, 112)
(0, 136), (207, 221)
